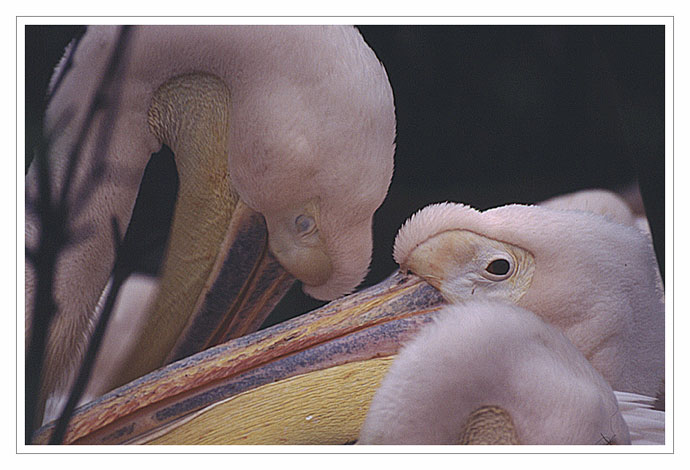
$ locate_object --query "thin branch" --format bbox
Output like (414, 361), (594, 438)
(25, 128), (61, 444)
(25, 25), (134, 444)
(58, 26), (134, 211)
(49, 219), (129, 444)
(25, 247), (37, 266)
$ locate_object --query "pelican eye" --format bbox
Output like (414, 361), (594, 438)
(485, 258), (511, 277)
(295, 214), (317, 236)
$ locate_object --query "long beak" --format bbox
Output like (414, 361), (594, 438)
(106, 197), (296, 394)
(32, 271), (444, 445)
(165, 201), (295, 364)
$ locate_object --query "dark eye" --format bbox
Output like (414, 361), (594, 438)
(295, 214), (316, 235)
(486, 258), (511, 276)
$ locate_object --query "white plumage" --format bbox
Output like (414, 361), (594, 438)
(539, 188), (637, 227)
(393, 199), (664, 397)
(614, 391), (665, 445)
(359, 301), (631, 445)
(362, 190), (664, 445)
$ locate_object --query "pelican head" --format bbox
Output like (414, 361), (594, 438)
(392, 200), (664, 396)
(199, 26), (396, 298)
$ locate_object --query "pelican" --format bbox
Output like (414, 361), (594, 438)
(25, 25), (395, 430)
(392, 200), (664, 397)
(31, 190), (664, 445)
(360, 197), (664, 445)
(358, 301), (632, 445)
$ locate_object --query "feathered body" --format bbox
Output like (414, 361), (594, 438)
(360, 302), (631, 445)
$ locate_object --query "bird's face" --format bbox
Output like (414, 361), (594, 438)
(263, 198), (333, 287)
(399, 229), (535, 305)
(230, 65), (395, 300)
(392, 200), (664, 396)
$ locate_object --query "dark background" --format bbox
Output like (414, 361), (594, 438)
(25, 25), (665, 327)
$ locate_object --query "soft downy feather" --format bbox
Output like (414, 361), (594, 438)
(359, 301), (631, 445)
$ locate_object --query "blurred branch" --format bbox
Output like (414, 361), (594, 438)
(25, 26), (134, 444)
(49, 219), (129, 444)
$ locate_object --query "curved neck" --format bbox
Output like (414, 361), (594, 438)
(111, 73), (236, 388)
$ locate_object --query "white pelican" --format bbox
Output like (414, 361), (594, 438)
(361, 197), (664, 445)
(392, 200), (664, 397)
(358, 301), (631, 445)
(26, 25), (395, 430)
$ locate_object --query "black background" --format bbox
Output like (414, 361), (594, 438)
(24, 25), (665, 327)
